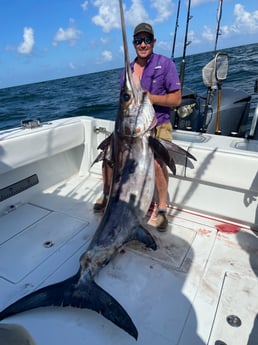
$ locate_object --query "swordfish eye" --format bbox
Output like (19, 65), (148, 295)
(123, 92), (131, 102)
(120, 90), (132, 110)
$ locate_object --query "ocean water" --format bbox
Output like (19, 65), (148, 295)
(0, 43), (257, 131)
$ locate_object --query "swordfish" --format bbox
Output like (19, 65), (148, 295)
(0, 0), (196, 339)
(0, 0), (157, 340)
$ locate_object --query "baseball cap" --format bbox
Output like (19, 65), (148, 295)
(134, 23), (154, 37)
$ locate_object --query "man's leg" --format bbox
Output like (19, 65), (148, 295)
(154, 159), (169, 230)
(93, 160), (113, 212)
(152, 122), (172, 231)
(155, 159), (168, 210)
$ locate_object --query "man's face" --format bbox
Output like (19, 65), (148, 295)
(133, 32), (156, 59)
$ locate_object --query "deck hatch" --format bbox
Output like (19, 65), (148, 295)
(208, 272), (258, 345)
(0, 208), (87, 283)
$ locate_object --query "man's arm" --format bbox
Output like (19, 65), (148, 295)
(147, 89), (182, 109)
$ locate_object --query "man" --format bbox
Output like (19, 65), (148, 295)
(94, 22), (181, 231)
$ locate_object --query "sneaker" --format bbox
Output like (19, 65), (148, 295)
(156, 211), (168, 232)
(147, 202), (157, 217)
(93, 196), (107, 212)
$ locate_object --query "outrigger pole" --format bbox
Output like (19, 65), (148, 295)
(214, 0), (225, 134)
(214, 0), (223, 53)
(179, 0), (192, 89)
(171, 0), (181, 61)
(172, 0), (192, 129)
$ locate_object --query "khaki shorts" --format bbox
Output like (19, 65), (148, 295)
(155, 122), (173, 141)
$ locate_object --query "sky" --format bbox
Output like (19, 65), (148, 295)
(0, 0), (257, 88)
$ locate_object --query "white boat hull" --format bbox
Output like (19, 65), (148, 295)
(0, 116), (257, 344)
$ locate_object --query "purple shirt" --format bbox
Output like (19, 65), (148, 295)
(120, 53), (181, 125)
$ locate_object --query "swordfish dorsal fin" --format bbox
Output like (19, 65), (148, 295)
(0, 270), (138, 339)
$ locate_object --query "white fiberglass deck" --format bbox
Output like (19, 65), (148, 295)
(0, 171), (257, 345)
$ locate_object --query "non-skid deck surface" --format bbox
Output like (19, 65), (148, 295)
(0, 173), (257, 345)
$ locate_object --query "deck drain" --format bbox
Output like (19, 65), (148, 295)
(43, 240), (54, 248)
(215, 341), (227, 345)
(226, 315), (241, 327)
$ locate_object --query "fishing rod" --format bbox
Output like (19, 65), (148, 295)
(171, 0), (181, 61)
(214, 0), (226, 134)
(173, 0), (192, 129)
(179, 0), (192, 89)
(201, 0), (228, 134)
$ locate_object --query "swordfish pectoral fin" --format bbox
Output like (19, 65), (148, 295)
(0, 270), (138, 340)
(90, 133), (113, 167)
(90, 150), (106, 167)
(97, 133), (113, 151)
(127, 225), (157, 251)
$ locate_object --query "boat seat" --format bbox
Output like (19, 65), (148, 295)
(186, 146), (258, 192)
(0, 119), (85, 175)
(170, 143), (258, 228)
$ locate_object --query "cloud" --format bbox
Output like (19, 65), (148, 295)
(232, 4), (258, 34)
(156, 40), (171, 52)
(202, 25), (215, 42)
(81, 1), (88, 12)
(188, 29), (201, 45)
(5, 45), (16, 52)
(102, 50), (112, 61)
(191, 0), (217, 6)
(52, 19), (82, 46)
(92, 0), (120, 33)
(199, 4), (258, 46)
(17, 27), (35, 54)
(125, 0), (149, 26)
(151, 0), (174, 23)
(100, 37), (111, 44)
(92, 0), (175, 32)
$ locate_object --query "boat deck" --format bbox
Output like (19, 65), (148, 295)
(0, 170), (257, 345)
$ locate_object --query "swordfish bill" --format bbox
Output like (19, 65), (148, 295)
(0, 0), (158, 340)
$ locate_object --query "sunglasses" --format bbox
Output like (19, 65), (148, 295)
(133, 37), (153, 45)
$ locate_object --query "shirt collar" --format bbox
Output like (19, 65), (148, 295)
(131, 53), (154, 70)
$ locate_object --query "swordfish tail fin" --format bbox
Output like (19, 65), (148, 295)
(0, 270), (138, 340)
